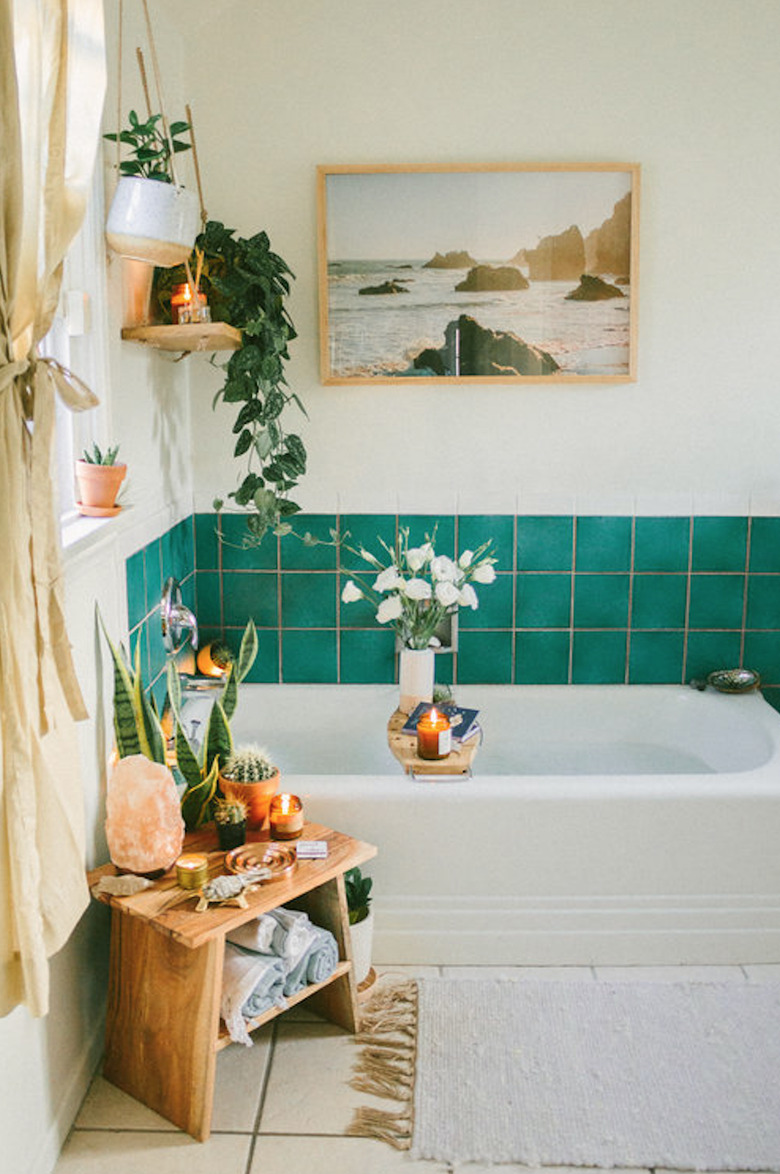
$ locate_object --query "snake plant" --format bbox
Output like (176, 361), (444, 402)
(98, 608), (258, 831)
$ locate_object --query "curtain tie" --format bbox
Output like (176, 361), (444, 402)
(34, 355), (99, 412)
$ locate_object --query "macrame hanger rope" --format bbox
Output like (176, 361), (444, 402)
(115, 0), (123, 174)
(140, 0), (181, 188)
(186, 103), (208, 229)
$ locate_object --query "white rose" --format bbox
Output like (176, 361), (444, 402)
(472, 562), (496, 584)
(458, 583), (479, 609)
(458, 550), (474, 569)
(376, 595), (403, 624)
(434, 580), (460, 607)
(341, 580), (363, 603)
(374, 565), (402, 592)
(430, 555), (458, 582)
(406, 545), (432, 572)
(403, 577), (432, 600)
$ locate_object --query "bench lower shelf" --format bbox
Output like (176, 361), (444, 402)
(216, 960), (353, 1049)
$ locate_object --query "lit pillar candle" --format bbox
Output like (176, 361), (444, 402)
(175, 853), (209, 889)
(269, 793), (304, 840)
(416, 707), (452, 760)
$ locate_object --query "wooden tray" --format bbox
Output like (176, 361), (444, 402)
(387, 709), (480, 776)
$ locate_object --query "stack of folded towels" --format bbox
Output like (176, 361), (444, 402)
(220, 906), (339, 1045)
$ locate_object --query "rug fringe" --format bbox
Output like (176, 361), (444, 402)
(347, 978), (418, 1151)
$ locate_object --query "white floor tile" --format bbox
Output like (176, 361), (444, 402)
(593, 965), (746, 982)
(54, 1130), (251, 1174)
(743, 963), (780, 981)
(250, 1135), (447, 1173)
(260, 1020), (401, 1135)
(443, 965), (594, 981)
(73, 1029), (272, 1134)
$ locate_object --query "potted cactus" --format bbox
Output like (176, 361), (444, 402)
(219, 744), (279, 830)
(212, 796), (247, 851)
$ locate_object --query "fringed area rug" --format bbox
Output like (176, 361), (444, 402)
(350, 978), (780, 1170)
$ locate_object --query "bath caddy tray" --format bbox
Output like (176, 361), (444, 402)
(387, 709), (479, 776)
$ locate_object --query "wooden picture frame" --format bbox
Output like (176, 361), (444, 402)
(317, 162), (640, 385)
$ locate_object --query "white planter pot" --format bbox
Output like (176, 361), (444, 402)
(398, 647), (434, 714)
(350, 909), (374, 986)
(106, 176), (199, 268)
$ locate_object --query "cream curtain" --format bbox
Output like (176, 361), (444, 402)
(0, 0), (106, 1017)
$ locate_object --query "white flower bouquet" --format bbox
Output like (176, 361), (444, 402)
(341, 526), (497, 650)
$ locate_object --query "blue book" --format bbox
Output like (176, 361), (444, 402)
(401, 702), (481, 744)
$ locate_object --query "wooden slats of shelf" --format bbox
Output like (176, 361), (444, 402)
(121, 322), (242, 352)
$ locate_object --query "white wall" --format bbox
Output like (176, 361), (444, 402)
(184, 0), (780, 518)
(0, 5), (195, 1173)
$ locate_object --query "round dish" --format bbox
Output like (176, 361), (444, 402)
(224, 842), (297, 880)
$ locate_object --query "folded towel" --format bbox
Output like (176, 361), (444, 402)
(220, 943), (286, 1046)
(226, 913), (276, 954)
(267, 907), (318, 969)
(283, 925), (339, 996)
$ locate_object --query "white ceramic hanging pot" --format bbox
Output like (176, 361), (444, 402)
(106, 176), (200, 268)
(398, 647), (435, 714)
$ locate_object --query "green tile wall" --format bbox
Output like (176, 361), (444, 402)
(125, 512), (780, 711)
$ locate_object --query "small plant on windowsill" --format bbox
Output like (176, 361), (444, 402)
(75, 444), (127, 514)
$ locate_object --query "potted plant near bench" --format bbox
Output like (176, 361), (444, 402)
(75, 443), (126, 515)
(346, 866), (375, 990)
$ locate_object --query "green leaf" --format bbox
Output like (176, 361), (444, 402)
(236, 618), (258, 684)
(204, 700), (233, 776)
(180, 757), (218, 831)
(132, 636), (166, 763)
(175, 720), (203, 789)
(105, 631), (141, 757)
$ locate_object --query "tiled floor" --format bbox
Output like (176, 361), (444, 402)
(55, 963), (780, 1174)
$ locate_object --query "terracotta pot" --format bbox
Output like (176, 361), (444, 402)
(220, 770), (279, 830)
(106, 176), (200, 268)
(75, 461), (127, 513)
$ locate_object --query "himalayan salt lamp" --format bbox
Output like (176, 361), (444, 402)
(105, 754), (185, 875)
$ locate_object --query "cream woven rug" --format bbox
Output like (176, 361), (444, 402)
(350, 977), (780, 1170)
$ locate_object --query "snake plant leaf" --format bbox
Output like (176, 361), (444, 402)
(132, 635), (166, 764)
(166, 658), (182, 722)
(236, 617), (258, 684)
(98, 609), (142, 758)
(220, 661), (238, 721)
(180, 756), (219, 831)
(204, 698), (233, 776)
(174, 720), (203, 789)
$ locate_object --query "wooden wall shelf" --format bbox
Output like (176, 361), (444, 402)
(121, 322), (242, 352)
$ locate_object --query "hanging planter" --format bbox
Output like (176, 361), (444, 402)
(106, 174), (199, 267)
(105, 109), (199, 267)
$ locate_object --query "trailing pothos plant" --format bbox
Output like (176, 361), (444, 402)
(154, 219), (306, 545)
(99, 609), (258, 830)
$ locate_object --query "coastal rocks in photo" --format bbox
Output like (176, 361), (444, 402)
(524, 225), (585, 281)
(358, 279), (410, 295)
(565, 274), (625, 301)
(412, 314), (559, 377)
(455, 265), (530, 292)
(423, 249), (477, 269)
(584, 191), (632, 276)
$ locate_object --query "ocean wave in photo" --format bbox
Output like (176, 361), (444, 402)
(326, 259), (631, 378)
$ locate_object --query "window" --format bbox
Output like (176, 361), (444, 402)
(40, 164), (112, 525)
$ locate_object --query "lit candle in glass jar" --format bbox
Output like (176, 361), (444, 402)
(416, 707), (452, 760)
(175, 853), (209, 889)
(269, 793), (304, 840)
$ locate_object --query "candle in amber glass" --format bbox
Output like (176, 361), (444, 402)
(175, 853), (209, 889)
(416, 707), (452, 759)
(269, 793), (304, 840)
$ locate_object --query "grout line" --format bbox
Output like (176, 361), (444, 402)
(246, 1018), (280, 1161)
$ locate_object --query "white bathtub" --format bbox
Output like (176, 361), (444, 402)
(228, 684), (780, 966)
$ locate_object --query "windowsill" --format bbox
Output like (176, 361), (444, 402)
(61, 502), (134, 561)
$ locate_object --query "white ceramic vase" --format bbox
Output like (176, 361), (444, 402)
(398, 647), (434, 714)
(350, 909), (374, 987)
(106, 176), (200, 268)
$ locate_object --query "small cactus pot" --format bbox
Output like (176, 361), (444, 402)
(220, 771), (280, 830)
(216, 817), (247, 851)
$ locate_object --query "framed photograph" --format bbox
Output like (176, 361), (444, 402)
(317, 162), (639, 385)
